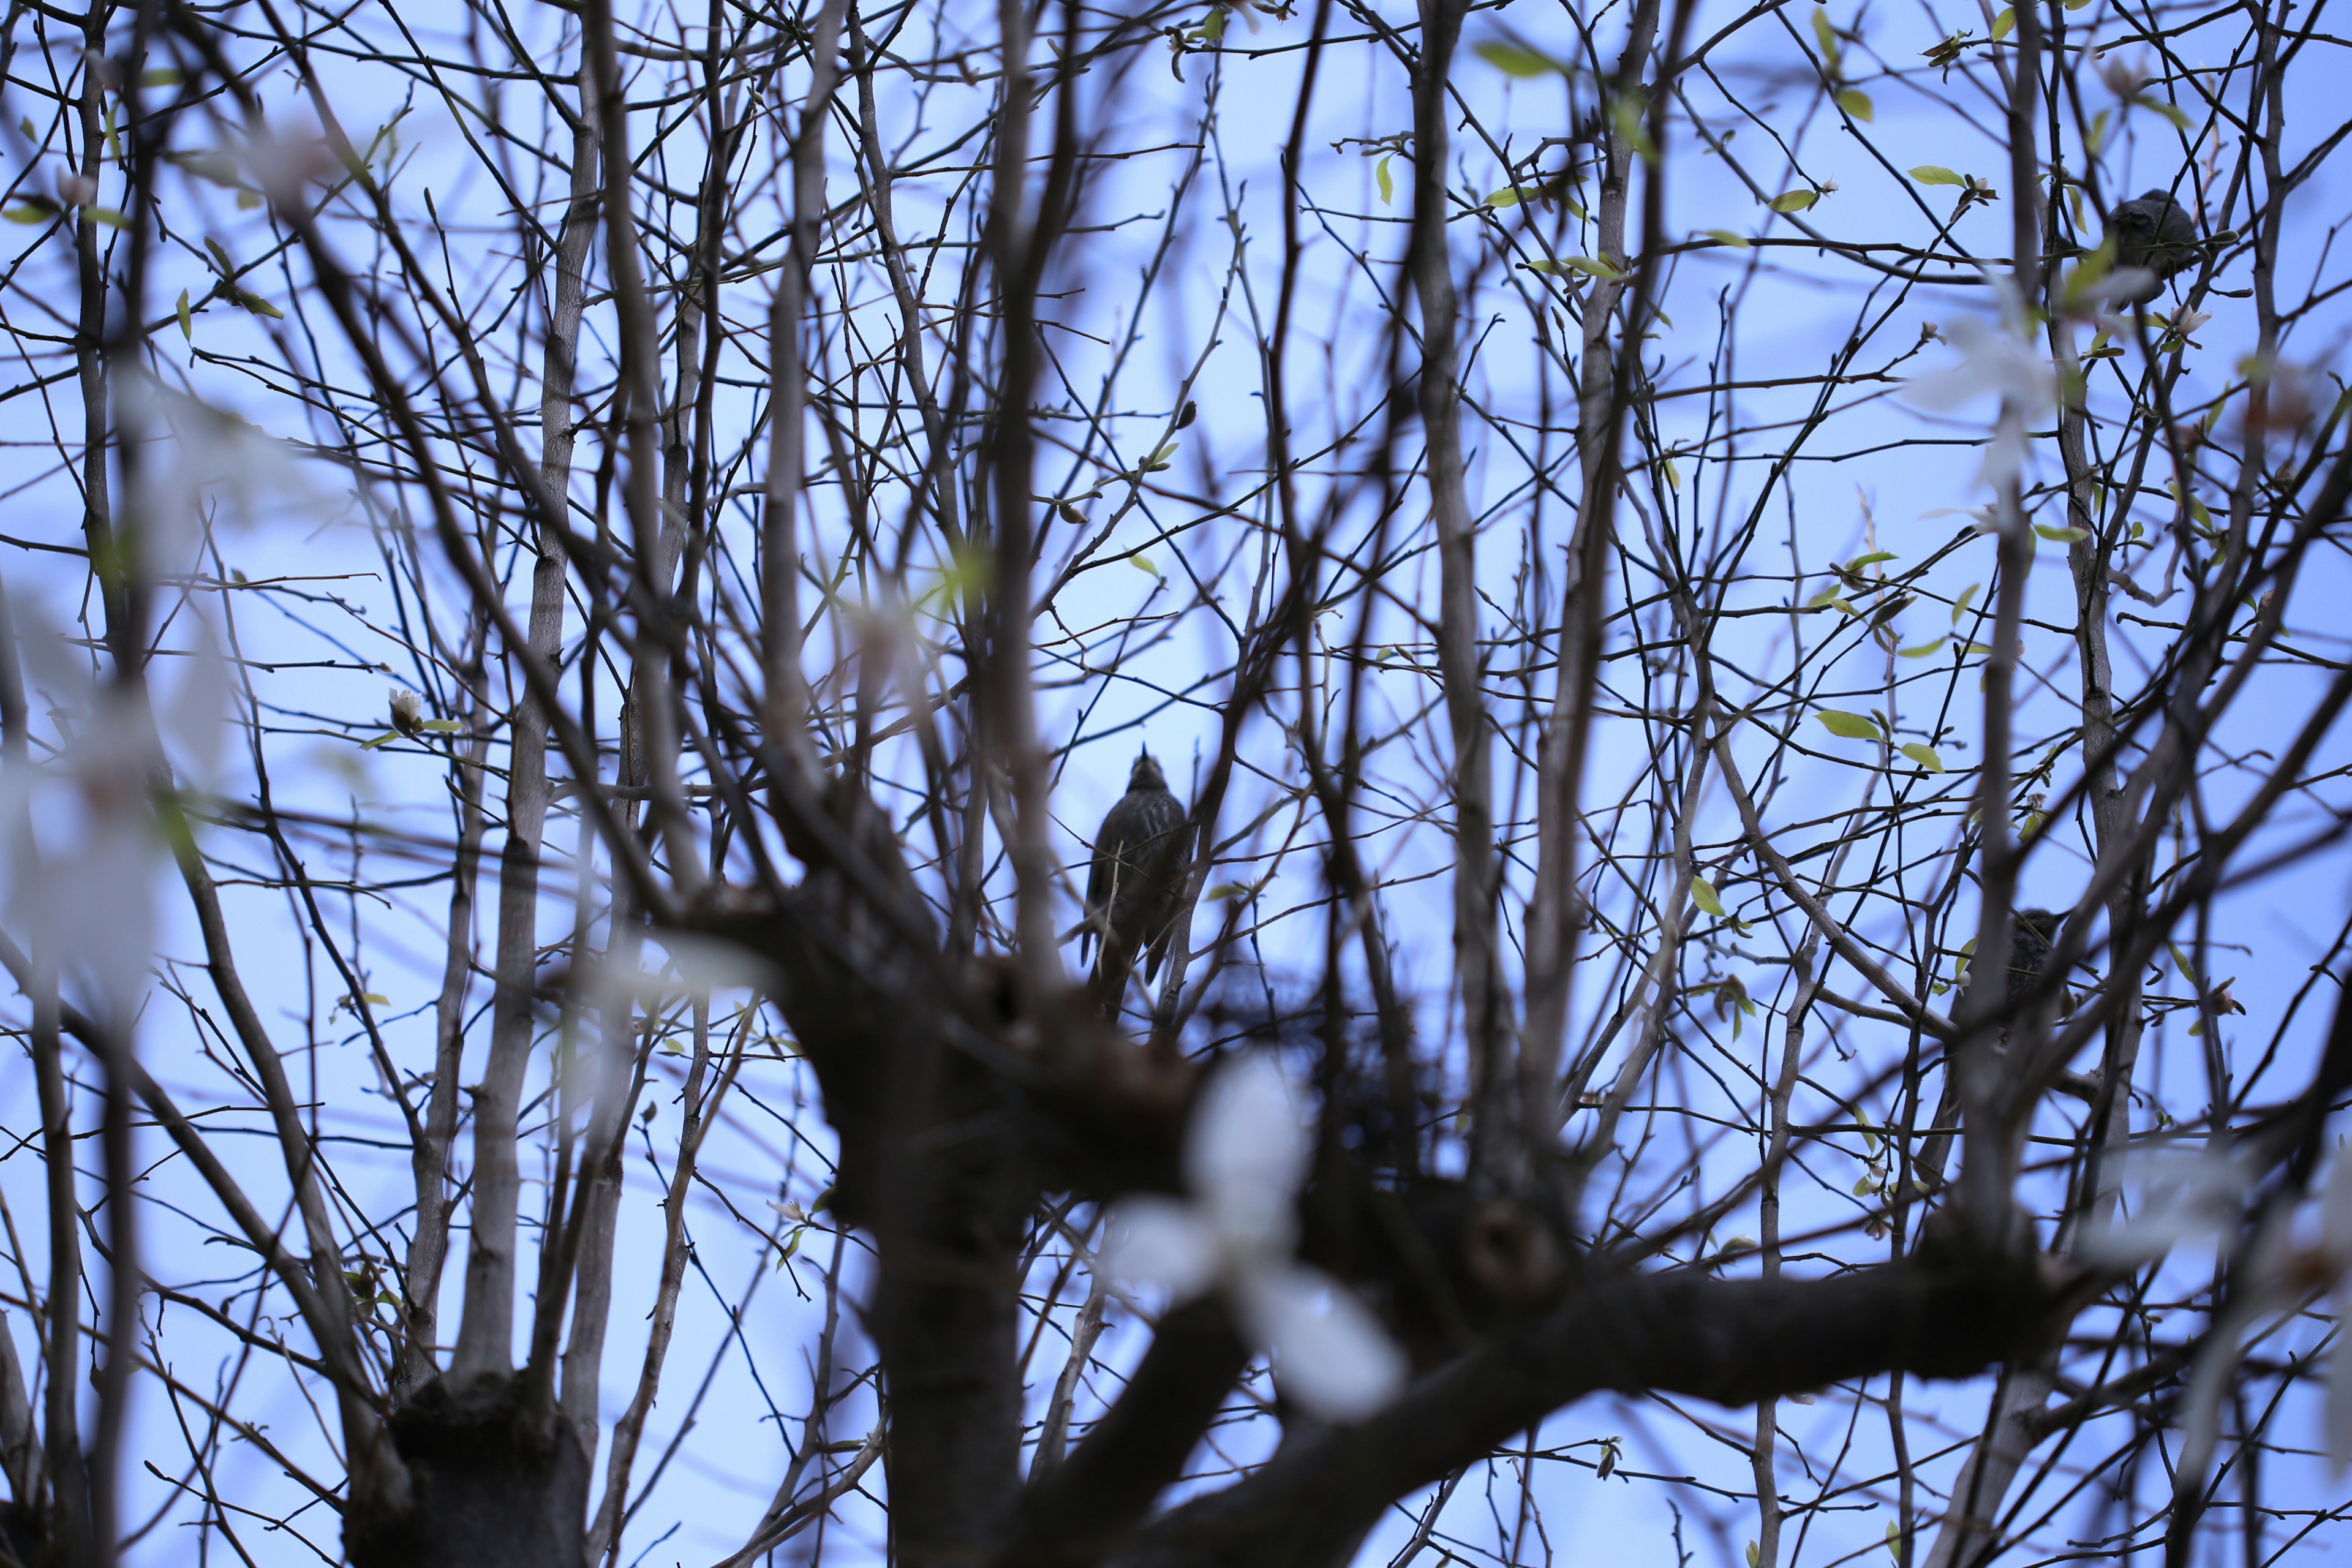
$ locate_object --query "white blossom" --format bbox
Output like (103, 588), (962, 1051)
(1905, 274), (2055, 491)
(2081, 1146), (2251, 1264)
(2323, 1153), (2352, 1471)
(1102, 1052), (1408, 1422)
(2095, 1145), (2352, 1480)
(0, 639), (165, 1023)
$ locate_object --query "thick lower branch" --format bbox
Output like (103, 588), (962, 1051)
(1105, 1240), (2064, 1568)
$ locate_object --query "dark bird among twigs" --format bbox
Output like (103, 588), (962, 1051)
(2105, 189), (2199, 303)
(2007, 908), (2063, 1009)
(1082, 752), (1192, 1012)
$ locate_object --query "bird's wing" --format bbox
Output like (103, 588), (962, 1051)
(1083, 798), (1129, 963)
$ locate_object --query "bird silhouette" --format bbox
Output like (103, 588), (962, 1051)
(2106, 190), (2199, 303)
(1082, 752), (1191, 1011)
(2007, 908), (2062, 1009)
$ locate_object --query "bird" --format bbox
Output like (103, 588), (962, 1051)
(2105, 189), (2199, 303)
(2007, 908), (2063, 1009)
(1082, 752), (1191, 1010)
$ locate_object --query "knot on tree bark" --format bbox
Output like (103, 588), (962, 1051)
(345, 1373), (588, 1568)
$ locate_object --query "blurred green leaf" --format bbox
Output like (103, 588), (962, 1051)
(1376, 154), (1393, 206)
(1991, 6), (2015, 38)
(176, 288), (192, 340)
(1910, 165), (1966, 186)
(1815, 709), (1882, 741)
(1703, 228), (1751, 247)
(1770, 189), (1819, 213)
(1899, 742), (1944, 771)
(1837, 88), (1874, 121)
(1474, 40), (1555, 75)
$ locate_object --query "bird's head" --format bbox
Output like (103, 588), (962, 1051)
(1129, 752), (1167, 792)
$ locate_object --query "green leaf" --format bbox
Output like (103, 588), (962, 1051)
(17, 116), (33, 141)
(1661, 457), (1682, 492)
(1836, 88), (1875, 122)
(1201, 6), (1227, 40)
(1951, 582), (1981, 623)
(1846, 550), (1898, 571)
(1703, 228), (1751, 247)
(82, 206), (130, 229)
(1485, 186), (1521, 208)
(233, 289), (283, 320)
(1990, 6), (2015, 39)
(1375, 154), (1393, 206)
(1897, 638), (1947, 658)
(138, 67), (185, 86)
(1769, 188), (1819, 214)
(1810, 7), (1839, 59)
(1691, 877), (1727, 918)
(1145, 441), (1176, 471)
(1474, 40), (1555, 76)
(1129, 554), (1161, 578)
(418, 718), (462, 733)
(2133, 94), (2191, 130)
(2034, 524), (2090, 543)
(1888, 1523), (1905, 1561)
(1900, 742), (1945, 771)
(1815, 709), (1883, 741)
(176, 288), (192, 340)
(1747, 1542), (1761, 1568)
(1910, 165), (1966, 187)
(2, 206), (52, 224)
(1555, 254), (1626, 279)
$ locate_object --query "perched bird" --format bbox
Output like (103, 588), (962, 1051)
(1083, 752), (1191, 1009)
(2007, 908), (2063, 1009)
(2105, 189), (2199, 303)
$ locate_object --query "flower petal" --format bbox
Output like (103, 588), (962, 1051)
(2329, 1279), (2352, 1473)
(1186, 1052), (1309, 1256)
(2082, 1148), (2249, 1264)
(1101, 1196), (1221, 1301)
(1237, 1262), (1408, 1422)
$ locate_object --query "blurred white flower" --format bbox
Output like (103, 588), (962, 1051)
(0, 636), (165, 1023)
(119, 378), (329, 576)
(1102, 1052), (1408, 1422)
(2317, 1153), (2352, 1471)
(1905, 275), (2054, 491)
(2108, 1148), (2352, 1488)
(2081, 1146), (2251, 1264)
